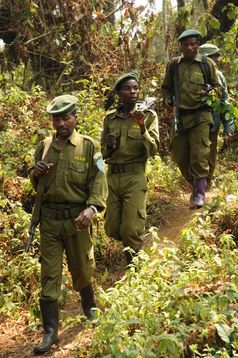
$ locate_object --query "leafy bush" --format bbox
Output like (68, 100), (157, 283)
(82, 172), (238, 357)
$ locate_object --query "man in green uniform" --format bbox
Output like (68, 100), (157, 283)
(29, 95), (107, 354)
(160, 29), (222, 208)
(101, 72), (159, 264)
(199, 44), (234, 186)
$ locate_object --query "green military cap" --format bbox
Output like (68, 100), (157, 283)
(178, 29), (201, 41)
(46, 94), (78, 116)
(199, 43), (220, 56)
(113, 72), (138, 91)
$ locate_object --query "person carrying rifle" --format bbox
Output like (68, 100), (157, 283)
(29, 94), (107, 354)
(199, 43), (235, 186)
(160, 29), (222, 208)
(101, 72), (159, 264)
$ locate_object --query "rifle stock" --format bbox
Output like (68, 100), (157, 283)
(25, 222), (37, 252)
(25, 140), (52, 252)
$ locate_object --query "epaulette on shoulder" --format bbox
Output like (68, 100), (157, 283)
(82, 134), (98, 147)
(105, 108), (117, 117)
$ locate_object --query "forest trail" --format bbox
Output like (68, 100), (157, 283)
(157, 191), (216, 245)
(0, 191), (216, 358)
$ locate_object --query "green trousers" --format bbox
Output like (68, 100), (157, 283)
(105, 169), (147, 251)
(171, 121), (211, 181)
(39, 217), (95, 301)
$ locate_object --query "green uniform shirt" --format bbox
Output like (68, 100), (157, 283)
(160, 53), (222, 109)
(29, 130), (107, 210)
(101, 107), (159, 164)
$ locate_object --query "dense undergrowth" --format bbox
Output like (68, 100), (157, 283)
(81, 165), (238, 358)
(0, 84), (238, 357)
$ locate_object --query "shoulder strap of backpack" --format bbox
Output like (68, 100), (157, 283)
(42, 136), (53, 161)
(199, 55), (211, 84)
(171, 58), (180, 117)
(75, 134), (84, 157)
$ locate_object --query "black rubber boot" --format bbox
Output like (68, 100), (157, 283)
(190, 178), (207, 209)
(124, 251), (134, 265)
(34, 299), (59, 355)
(80, 284), (96, 321)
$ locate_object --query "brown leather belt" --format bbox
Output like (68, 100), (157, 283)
(108, 162), (145, 174)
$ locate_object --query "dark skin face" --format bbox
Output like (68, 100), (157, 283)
(33, 113), (77, 178)
(104, 79), (146, 149)
(180, 37), (200, 60)
(116, 79), (139, 110)
(53, 113), (76, 140)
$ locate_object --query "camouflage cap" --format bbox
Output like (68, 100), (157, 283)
(113, 72), (138, 91)
(199, 43), (220, 56)
(178, 29), (201, 41)
(46, 94), (78, 116)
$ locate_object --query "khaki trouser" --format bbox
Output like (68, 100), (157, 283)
(40, 216), (95, 301)
(105, 169), (147, 251)
(171, 121), (211, 181)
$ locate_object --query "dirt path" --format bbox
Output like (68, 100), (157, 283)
(0, 191), (216, 358)
(157, 191), (216, 245)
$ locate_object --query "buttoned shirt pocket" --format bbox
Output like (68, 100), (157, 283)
(68, 160), (88, 185)
(190, 74), (205, 92)
(127, 128), (143, 152)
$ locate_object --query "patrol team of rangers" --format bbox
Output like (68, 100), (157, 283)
(29, 28), (231, 355)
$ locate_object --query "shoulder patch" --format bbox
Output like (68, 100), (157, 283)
(82, 134), (97, 147)
(93, 152), (105, 173)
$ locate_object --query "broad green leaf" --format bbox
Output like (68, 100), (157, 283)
(215, 323), (232, 343)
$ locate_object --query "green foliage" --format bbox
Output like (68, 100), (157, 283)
(82, 170), (238, 357)
(0, 199), (40, 319)
(146, 155), (181, 194)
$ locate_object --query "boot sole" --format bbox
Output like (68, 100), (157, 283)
(34, 338), (59, 355)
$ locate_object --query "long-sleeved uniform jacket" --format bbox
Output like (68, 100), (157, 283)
(29, 129), (107, 211)
(101, 106), (159, 164)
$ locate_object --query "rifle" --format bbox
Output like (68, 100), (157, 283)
(25, 221), (37, 252)
(25, 140), (53, 252)
(131, 97), (157, 113)
(24, 183), (44, 252)
(172, 98), (180, 135)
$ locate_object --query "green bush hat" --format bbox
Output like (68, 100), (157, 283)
(178, 29), (201, 41)
(199, 43), (220, 56)
(113, 72), (139, 91)
(47, 94), (78, 116)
